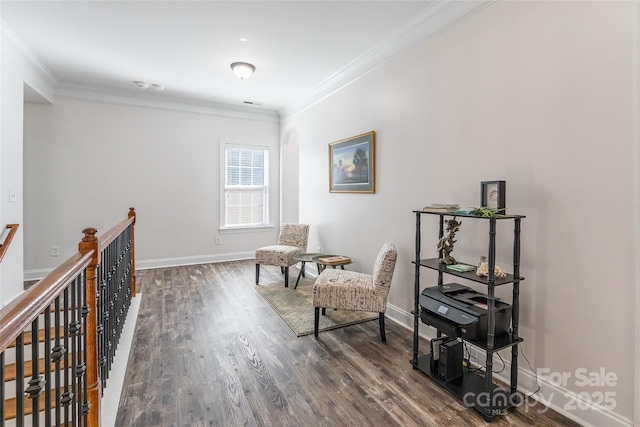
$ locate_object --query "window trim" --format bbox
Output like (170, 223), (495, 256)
(219, 140), (272, 232)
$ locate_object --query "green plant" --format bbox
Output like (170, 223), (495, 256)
(469, 207), (506, 218)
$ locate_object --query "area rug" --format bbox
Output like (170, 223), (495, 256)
(255, 277), (378, 337)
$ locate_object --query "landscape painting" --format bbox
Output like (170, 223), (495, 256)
(329, 131), (376, 193)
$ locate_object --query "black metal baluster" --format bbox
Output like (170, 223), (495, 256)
(113, 235), (121, 359)
(52, 295), (64, 426)
(105, 243), (113, 385)
(15, 333), (24, 427)
(98, 252), (106, 392)
(75, 273), (87, 425)
(81, 269), (90, 427)
(26, 317), (45, 426)
(108, 241), (116, 381)
(70, 278), (78, 427)
(113, 236), (121, 371)
(61, 286), (72, 425)
(116, 233), (125, 353)
(44, 304), (52, 427)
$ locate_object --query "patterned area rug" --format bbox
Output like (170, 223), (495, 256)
(255, 277), (378, 337)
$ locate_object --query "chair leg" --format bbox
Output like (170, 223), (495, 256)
(255, 264), (260, 285)
(284, 266), (289, 287)
(314, 307), (320, 338)
(322, 308), (326, 315)
(294, 261), (305, 289)
(379, 313), (386, 343)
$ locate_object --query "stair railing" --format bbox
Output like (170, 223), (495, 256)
(0, 223), (20, 264)
(0, 208), (136, 427)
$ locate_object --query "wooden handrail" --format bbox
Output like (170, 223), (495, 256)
(0, 251), (93, 352)
(0, 223), (19, 264)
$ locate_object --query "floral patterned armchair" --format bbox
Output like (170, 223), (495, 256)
(255, 223), (310, 288)
(312, 243), (397, 342)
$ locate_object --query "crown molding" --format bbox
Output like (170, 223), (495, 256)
(1, 20), (58, 88)
(279, 0), (495, 121)
(55, 83), (280, 123)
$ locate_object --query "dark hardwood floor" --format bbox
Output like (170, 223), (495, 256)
(115, 260), (580, 427)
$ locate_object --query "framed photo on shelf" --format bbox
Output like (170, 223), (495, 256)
(481, 180), (506, 211)
(329, 131), (375, 193)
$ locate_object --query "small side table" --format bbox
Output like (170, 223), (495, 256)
(312, 254), (355, 274)
(293, 253), (325, 289)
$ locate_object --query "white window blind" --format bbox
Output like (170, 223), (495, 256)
(223, 145), (269, 228)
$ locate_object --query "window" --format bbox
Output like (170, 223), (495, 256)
(221, 143), (269, 228)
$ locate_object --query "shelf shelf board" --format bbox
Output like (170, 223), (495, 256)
(412, 355), (518, 420)
(465, 334), (523, 352)
(415, 312), (523, 350)
(414, 210), (526, 219)
(412, 258), (524, 286)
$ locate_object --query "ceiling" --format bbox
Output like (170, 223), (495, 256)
(1, 1), (478, 117)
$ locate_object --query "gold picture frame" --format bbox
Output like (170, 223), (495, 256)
(329, 131), (375, 193)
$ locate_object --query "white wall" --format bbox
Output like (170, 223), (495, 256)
(0, 23), (55, 306)
(281, 128), (300, 224)
(282, 1), (637, 425)
(0, 40), (24, 305)
(23, 96), (281, 273)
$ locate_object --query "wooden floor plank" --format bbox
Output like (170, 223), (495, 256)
(115, 260), (581, 427)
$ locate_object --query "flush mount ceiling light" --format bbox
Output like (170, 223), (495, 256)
(230, 62), (255, 80)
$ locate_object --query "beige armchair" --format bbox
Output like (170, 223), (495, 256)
(312, 243), (398, 342)
(255, 223), (310, 288)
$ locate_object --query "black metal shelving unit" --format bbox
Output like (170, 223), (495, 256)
(410, 210), (525, 421)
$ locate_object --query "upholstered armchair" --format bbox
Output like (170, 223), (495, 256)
(255, 223), (310, 288)
(312, 243), (398, 342)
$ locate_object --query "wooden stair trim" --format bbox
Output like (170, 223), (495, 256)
(4, 354), (75, 382)
(4, 387), (68, 420)
(5, 326), (67, 349)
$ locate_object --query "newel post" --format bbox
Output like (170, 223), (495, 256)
(128, 207), (137, 297)
(79, 228), (102, 427)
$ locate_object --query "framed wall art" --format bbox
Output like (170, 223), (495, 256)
(329, 131), (375, 193)
(481, 180), (506, 211)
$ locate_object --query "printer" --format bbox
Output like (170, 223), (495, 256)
(419, 283), (512, 341)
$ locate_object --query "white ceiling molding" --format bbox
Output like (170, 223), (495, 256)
(279, 0), (495, 121)
(1, 20), (58, 102)
(54, 82), (280, 123)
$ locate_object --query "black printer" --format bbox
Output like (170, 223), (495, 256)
(419, 283), (512, 341)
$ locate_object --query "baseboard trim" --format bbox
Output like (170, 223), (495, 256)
(135, 252), (255, 270)
(385, 303), (632, 427)
(24, 252), (257, 281)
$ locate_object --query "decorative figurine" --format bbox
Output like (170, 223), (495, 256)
(476, 255), (507, 278)
(437, 218), (461, 265)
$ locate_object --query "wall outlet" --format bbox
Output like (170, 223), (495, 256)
(215, 237), (221, 245)
(50, 246), (60, 257)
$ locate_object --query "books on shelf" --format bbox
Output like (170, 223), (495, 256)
(318, 255), (351, 264)
(422, 204), (460, 213)
(446, 264), (476, 273)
